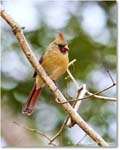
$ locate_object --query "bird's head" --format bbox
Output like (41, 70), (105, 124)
(55, 32), (69, 53)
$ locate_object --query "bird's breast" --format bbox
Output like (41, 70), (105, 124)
(42, 49), (69, 80)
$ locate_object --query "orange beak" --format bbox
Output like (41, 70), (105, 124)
(64, 45), (69, 51)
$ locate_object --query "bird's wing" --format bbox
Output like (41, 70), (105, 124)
(33, 53), (44, 78)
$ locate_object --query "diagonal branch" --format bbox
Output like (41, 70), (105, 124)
(0, 7), (109, 147)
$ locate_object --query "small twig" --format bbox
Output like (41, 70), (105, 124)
(66, 60), (85, 127)
(49, 116), (69, 144)
(86, 90), (116, 101)
(66, 84), (87, 127)
(13, 121), (56, 146)
(64, 59), (78, 99)
(91, 83), (116, 96)
(74, 134), (87, 146)
(106, 70), (115, 85)
(58, 83), (116, 104)
(67, 66), (79, 89)
(65, 64), (116, 105)
(68, 59), (76, 68)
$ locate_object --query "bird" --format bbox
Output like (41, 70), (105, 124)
(22, 32), (69, 115)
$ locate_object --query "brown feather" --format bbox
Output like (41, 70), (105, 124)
(33, 53), (44, 78)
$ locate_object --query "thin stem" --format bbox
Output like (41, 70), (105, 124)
(58, 83), (116, 104)
(74, 134), (87, 146)
(13, 121), (56, 146)
(106, 70), (115, 85)
(49, 116), (69, 144)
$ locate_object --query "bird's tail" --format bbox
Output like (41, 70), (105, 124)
(22, 84), (42, 116)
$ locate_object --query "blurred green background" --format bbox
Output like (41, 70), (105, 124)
(1, 0), (117, 147)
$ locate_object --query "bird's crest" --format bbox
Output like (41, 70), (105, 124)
(56, 32), (64, 41)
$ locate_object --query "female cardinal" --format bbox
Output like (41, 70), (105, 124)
(22, 32), (69, 115)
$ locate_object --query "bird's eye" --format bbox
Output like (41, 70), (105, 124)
(58, 44), (64, 49)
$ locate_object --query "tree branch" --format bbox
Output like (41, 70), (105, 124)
(66, 60), (116, 104)
(66, 60), (86, 127)
(1, 7), (109, 147)
(65, 61), (116, 127)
